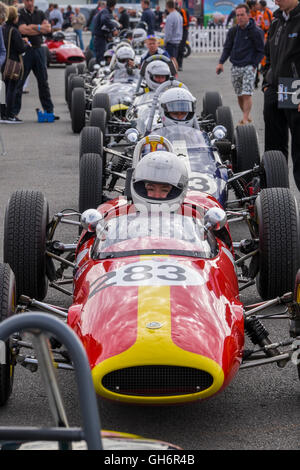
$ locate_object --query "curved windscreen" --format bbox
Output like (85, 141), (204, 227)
(94, 213), (217, 259)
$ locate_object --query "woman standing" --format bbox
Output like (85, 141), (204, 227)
(1, 6), (29, 123)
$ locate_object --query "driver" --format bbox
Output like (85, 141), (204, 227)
(158, 87), (197, 127)
(131, 150), (188, 211)
(113, 45), (139, 78)
(144, 60), (171, 91)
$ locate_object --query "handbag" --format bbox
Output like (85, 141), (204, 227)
(3, 28), (23, 81)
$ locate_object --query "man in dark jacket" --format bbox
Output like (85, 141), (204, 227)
(262, 0), (300, 191)
(216, 3), (264, 124)
(93, 0), (118, 63)
(118, 6), (129, 30)
(140, 0), (155, 35)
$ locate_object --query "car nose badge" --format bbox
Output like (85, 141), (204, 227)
(146, 321), (164, 329)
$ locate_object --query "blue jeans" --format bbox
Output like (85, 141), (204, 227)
(13, 47), (54, 116)
(93, 36), (107, 63)
(75, 29), (84, 50)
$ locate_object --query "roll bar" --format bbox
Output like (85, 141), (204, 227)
(0, 313), (102, 450)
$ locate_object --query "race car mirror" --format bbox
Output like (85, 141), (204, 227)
(212, 125), (227, 140)
(81, 209), (103, 232)
(125, 128), (139, 143)
(277, 77), (300, 109)
(204, 207), (227, 232)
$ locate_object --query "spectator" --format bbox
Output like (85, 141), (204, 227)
(1, 6), (29, 123)
(13, 0), (59, 122)
(45, 3), (53, 21)
(216, 3), (264, 124)
(247, 0), (264, 28)
(226, 8), (236, 26)
(258, 0), (273, 34)
(49, 3), (63, 31)
(118, 6), (129, 30)
(71, 7), (86, 50)
(262, 0), (300, 191)
(140, 34), (170, 64)
(93, 0), (118, 64)
(154, 5), (163, 31)
(176, 3), (189, 71)
(86, 1), (105, 31)
(62, 5), (74, 30)
(164, 0), (182, 70)
(0, 1), (7, 122)
(140, 0), (155, 35)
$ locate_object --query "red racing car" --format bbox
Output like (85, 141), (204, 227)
(43, 31), (85, 67)
(1, 136), (300, 406)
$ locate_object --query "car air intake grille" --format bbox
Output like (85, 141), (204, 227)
(102, 366), (213, 396)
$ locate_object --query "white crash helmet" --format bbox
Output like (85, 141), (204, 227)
(159, 87), (197, 127)
(132, 28), (147, 46)
(131, 151), (188, 211)
(144, 60), (170, 91)
(116, 46), (135, 69)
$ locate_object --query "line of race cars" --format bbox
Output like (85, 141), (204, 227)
(0, 37), (299, 450)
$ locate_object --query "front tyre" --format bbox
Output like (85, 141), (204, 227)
(0, 263), (16, 406)
(3, 190), (49, 301)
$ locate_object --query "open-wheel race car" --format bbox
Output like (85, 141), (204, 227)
(1, 140), (299, 406)
(78, 77), (290, 213)
(43, 31), (85, 67)
(67, 53), (176, 135)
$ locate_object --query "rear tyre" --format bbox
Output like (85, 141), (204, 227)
(202, 91), (222, 120)
(76, 62), (86, 74)
(68, 75), (84, 111)
(3, 190), (49, 301)
(0, 263), (16, 406)
(255, 188), (300, 300)
(64, 64), (77, 102)
(260, 150), (289, 189)
(89, 107), (107, 136)
(92, 93), (111, 121)
(79, 153), (103, 213)
(79, 126), (103, 159)
(71, 87), (86, 134)
(233, 124), (260, 183)
(183, 42), (191, 58)
(216, 105), (234, 144)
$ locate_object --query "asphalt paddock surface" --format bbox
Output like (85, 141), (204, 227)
(0, 52), (299, 452)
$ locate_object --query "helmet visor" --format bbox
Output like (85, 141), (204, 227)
(163, 100), (194, 113)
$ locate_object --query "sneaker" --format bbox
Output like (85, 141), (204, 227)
(6, 116), (23, 123)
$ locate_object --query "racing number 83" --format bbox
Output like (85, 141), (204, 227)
(87, 261), (204, 299)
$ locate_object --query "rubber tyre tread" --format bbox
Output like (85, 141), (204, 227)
(89, 107), (107, 136)
(216, 105), (234, 144)
(255, 188), (300, 300)
(79, 126), (103, 159)
(92, 93), (111, 121)
(71, 87), (86, 134)
(79, 153), (103, 212)
(233, 124), (260, 180)
(67, 72), (77, 110)
(88, 57), (97, 72)
(202, 91), (222, 120)
(3, 190), (49, 301)
(0, 263), (16, 406)
(261, 150), (289, 188)
(68, 75), (84, 111)
(76, 62), (86, 74)
(64, 64), (77, 102)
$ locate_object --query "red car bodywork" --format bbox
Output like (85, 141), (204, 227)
(44, 39), (85, 65)
(68, 192), (244, 405)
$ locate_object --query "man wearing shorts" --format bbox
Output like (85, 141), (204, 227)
(216, 3), (264, 124)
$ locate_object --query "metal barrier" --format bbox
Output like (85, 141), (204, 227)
(0, 313), (102, 450)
